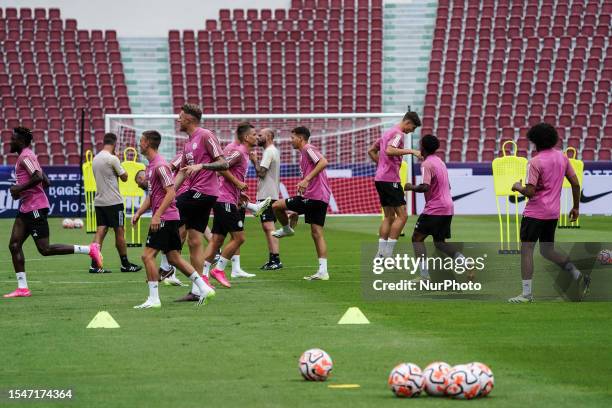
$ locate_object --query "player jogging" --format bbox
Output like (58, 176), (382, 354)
(508, 123), (589, 303)
(404, 134), (467, 281)
(247, 127), (283, 270)
(4, 127), (102, 298)
(172, 104), (227, 284)
(369, 111), (422, 259)
(90, 132), (141, 273)
(131, 130), (214, 309)
(271, 127), (331, 281)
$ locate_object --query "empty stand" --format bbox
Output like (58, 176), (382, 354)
(0, 7), (131, 164)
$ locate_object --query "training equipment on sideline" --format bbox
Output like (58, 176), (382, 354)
(105, 112), (410, 215)
(597, 249), (611, 265)
(422, 361), (451, 396)
(82, 150), (97, 233)
(388, 362), (423, 398)
(298, 348), (333, 381)
(559, 147), (584, 229)
(119, 147), (146, 247)
(72, 218), (84, 229)
(492, 140), (527, 254)
(62, 218), (75, 229)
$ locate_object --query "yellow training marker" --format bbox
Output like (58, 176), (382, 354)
(86, 311), (120, 329)
(328, 384), (361, 389)
(338, 307), (370, 325)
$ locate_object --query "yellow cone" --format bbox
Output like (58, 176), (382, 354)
(87, 311), (120, 329)
(337, 307), (370, 325)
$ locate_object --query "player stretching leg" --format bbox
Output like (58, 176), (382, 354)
(508, 123), (589, 303)
(369, 112), (421, 259)
(272, 127), (331, 281)
(247, 127), (282, 270)
(4, 127), (102, 298)
(131, 131), (214, 309)
(404, 135), (467, 281)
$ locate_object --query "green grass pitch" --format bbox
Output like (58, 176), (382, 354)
(1, 216), (611, 407)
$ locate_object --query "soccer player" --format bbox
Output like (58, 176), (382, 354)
(90, 132), (141, 273)
(370, 111), (422, 259)
(172, 104), (227, 283)
(179, 122), (264, 300)
(404, 134), (466, 280)
(508, 123), (589, 303)
(4, 127), (103, 298)
(247, 127), (283, 270)
(271, 127), (331, 281)
(131, 130), (214, 309)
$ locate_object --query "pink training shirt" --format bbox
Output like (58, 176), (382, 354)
(170, 153), (190, 196)
(300, 143), (331, 203)
(523, 148), (576, 220)
(146, 153), (180, 221)
(374, 125), (405, 183)
(15, 147), (50, 213)
(217, 141), (249, 205)
(421, 154), (454, 216)
(182, 127), (223, 197)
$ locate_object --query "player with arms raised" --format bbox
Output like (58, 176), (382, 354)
(509, 123), (589, 303)
(271, 127), (331, 281)
(131, 130), (214, 309)
(4, 127), (102, 298)
(369, 112), (421, 259)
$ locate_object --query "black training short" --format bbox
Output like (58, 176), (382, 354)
(259, 199), (277, 223)
(212, 202), (245, 236)
(95, 203), (125, 228)
(285, 196), (328, 227)
(375, 181), (406, 207)
(146, 220), (183, 253)
(16, 208), (50, 240)
(176, 190), (216, 233)
(520, 216), (557, 243)
(414, 214), (453, 241)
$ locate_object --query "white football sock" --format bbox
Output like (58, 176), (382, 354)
(73, 245), (90, 254)
(216, 256), (229, 272)
(377, 238), (387, 257)
(318, 258), (327, 273)
(454, 252), (465, 259)
(202, 261), (212, 277)
(522, 279), (532, 297)
(564, 262), (580, 280)
(190, 272), (211, 296)
(282, 224), (292, 233)
(16, 272), (28, 289)
(246, 202), (258, 213)
(160, 254), (171, 271)
(420, 265), (430, 279)
(231, 255), (241, 272)
(386, 239), (397, 257)
(148, 281), (159, 301)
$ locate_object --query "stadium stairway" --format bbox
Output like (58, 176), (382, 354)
(120, 37), (176, 156)
(382, 0), (438, 126)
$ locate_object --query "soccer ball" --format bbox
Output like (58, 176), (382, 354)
(422, 361), (451, 396)
(298, 349), (333, 381)
(597, 249), (611, 265)
(62, 218), (75, 229)
(469, 362), (494, 397)
(445, 364), (481, 399)
(72, 218), (84, 229)
(388, 363), (423, 398)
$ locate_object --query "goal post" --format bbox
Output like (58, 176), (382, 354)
(105, 113), (415, 216)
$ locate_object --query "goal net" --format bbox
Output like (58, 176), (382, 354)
(105, 113), (412, 215)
